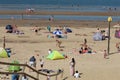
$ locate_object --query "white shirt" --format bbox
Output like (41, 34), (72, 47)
(74, 73), (80, 78)
(40, 60), (44, 65)
(48, 50), (52, 54)
(22, 77), (28, 80)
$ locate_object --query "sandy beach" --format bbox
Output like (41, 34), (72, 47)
(0, 11), (120, 80)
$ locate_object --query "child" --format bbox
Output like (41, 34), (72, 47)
(21, 74), (28, 80)
(104, 50), (108, 59)
(48, 49), (52, 54)
(40, 59), (44, 68)
(74, 70), (80, 78)
(46, 71), (50, 80)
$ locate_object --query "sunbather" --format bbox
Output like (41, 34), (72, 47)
(56, 39), (62, 48)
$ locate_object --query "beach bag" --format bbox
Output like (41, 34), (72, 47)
(66, 28), (72, 33)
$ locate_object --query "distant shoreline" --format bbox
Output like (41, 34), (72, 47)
(0, 19), (118, 28)
(0, 10), (120, 16)
(0, 10), (119, 27)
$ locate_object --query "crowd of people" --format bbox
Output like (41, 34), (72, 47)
(3, 25), (120, 80)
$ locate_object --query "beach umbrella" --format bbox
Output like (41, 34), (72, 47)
(53, 30), (62, 35)
(8, 60), (20, 72)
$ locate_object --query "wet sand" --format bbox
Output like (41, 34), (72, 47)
(0, 10), (120, 16)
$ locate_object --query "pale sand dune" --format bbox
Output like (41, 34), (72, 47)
(0, 21), (120, 80)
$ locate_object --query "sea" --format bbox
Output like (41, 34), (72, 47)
(0, 0), (120, 21)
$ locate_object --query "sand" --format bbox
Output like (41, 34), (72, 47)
(0, 20), (120, 80)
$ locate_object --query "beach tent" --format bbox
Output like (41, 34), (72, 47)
(8, 60), (20, 72)
(47, 50), (65, 60)
(93, 32), (102, 41)
(0, 47), (9, 58)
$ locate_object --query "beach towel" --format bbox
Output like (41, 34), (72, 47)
(93, 32), (102, 41)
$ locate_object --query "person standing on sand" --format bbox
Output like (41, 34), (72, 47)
(40, 59), (44, 68)
(49, 15), (54, 21)
(47, 25), (51, 33)
(29, 56), (36, 68)
(69, 58), (76, 76)
(84, 38), (87, 45)
(104, 50), (108, 59)
(46, 71), (50, 80)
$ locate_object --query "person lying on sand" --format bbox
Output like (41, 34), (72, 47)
(56, 39), (62, 48)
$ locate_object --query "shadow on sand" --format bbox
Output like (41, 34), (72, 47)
(109, 51), (119, 56)
(62, 73), (83, 80)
